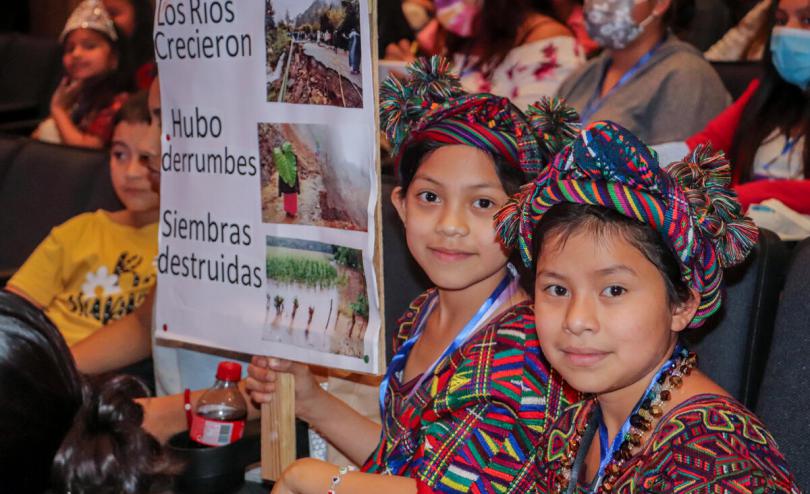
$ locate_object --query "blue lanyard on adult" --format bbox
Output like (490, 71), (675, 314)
(580, 38), (666, 124)
(584, 343), (687, 492)
(378, 270), (515, 420)
(757, 135), (801, 178)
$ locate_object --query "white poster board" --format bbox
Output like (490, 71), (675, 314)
(154, 0), (382, 374)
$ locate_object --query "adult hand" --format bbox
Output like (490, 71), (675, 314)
(385, 39), (417, 63)
(50, 77), (82, 113)
(246, 356), (323, 412)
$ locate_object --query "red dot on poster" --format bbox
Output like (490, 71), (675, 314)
(165, 134), (171, 141)
(162, 324), (168, 332)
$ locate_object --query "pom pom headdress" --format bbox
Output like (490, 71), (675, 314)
(60, 0), (118, 42)
(496, 121), (758, 327)
(380, 56), (580, 179)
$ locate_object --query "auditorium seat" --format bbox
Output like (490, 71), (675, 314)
(756, 237), (810, 491)
(0, 34), (62, 134)
(710, 61), (763, 100)
(0, 135), (121, 283)
(686, 229), (788, 409)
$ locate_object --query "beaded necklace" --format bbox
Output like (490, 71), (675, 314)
(555, 345), (698, 494)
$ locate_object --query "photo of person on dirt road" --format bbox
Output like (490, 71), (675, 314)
(266, 0), (364, 107)
(262, 236), (369, 359)
(258, 122), (371, 231)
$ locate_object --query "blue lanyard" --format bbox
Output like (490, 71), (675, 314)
(378, 272), (514, 419)
(587, 343), (688, 492)
(758, 136), (800, 178)
(580, 39), (665, 124)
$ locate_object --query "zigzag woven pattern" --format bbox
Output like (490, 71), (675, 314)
(495, 121), (759, 327)
(362, 290), (579, 493)
(529, 395), (800, 493)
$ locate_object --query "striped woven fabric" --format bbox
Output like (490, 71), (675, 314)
(380, 56), (580, 181)
(526, 396), (800, 493)
(496, 120), (759, 327)
(362, 290), (578, 493)
(406, 103), (522, 171)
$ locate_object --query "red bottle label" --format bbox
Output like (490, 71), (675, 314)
(189, 413), (245, 446)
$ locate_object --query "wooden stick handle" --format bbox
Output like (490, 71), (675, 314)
(261, 372), (297, 481)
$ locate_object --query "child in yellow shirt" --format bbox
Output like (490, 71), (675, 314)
(7, 92), (160, 346)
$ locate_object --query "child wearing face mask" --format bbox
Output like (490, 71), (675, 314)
(686, 0), (810, 215)
(556, 0), (730, 145)
(496, 121), (799, 493)
(385, 0), (585, 110)
(33, 0), (129, 148)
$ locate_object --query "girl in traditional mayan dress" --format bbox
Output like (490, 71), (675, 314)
(245, 57), (580, 494)
(496, 120), (800, 493)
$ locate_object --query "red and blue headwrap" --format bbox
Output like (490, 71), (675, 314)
(380, 56), (580, 180)
(496, 121), (759, 327)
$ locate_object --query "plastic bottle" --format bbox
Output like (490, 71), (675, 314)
(189, 361), (248, 447)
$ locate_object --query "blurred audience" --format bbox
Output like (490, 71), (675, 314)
(103, 0), (156, 90)
(688, 0), (810, 214)
(557, 0), (730, 144)
(32, 0), (129, 148)
(550, 0), (601, 56)
(385, 0), (584, 109)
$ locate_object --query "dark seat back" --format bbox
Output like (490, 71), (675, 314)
(756, 238), (810, 491)
(0, 136), (121, 273)
(0, 33), (62, 116)
(686, 229), (788, 408)
(380, 175), (431, 363)
(710, 61), (763, 100)
(0, 33), (62, 121)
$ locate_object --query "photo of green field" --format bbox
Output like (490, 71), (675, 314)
(262, 236), (368, 358)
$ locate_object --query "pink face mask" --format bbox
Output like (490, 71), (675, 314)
(435, 0), (483, 38)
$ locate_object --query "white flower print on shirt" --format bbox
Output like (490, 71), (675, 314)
(81, 266), (120, 297)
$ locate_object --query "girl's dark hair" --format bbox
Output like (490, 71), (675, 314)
(116, 0), (155, 87)
(730, 0), (810, 183)
(531, 203), (692, 306)
(398, 140), (526, 196)
(52, 375), (177, 494)
(445, 0), (562, 77)
(113, 90), (150, 127)
(0, 291), (83, 493)
(0, 291), (175, 493)
(127, 0), (155, 70)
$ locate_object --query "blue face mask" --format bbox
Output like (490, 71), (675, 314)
(771, 27), (810, 90)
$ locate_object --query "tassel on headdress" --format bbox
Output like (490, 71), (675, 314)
(666, 145), (758, 268)
(379, 56), (582, 180)
(525, 97), (580, 158)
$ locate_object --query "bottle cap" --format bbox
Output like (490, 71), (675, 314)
(216, 361), (242, 382)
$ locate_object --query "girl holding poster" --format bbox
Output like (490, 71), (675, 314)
(247, 57), (580, 493)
